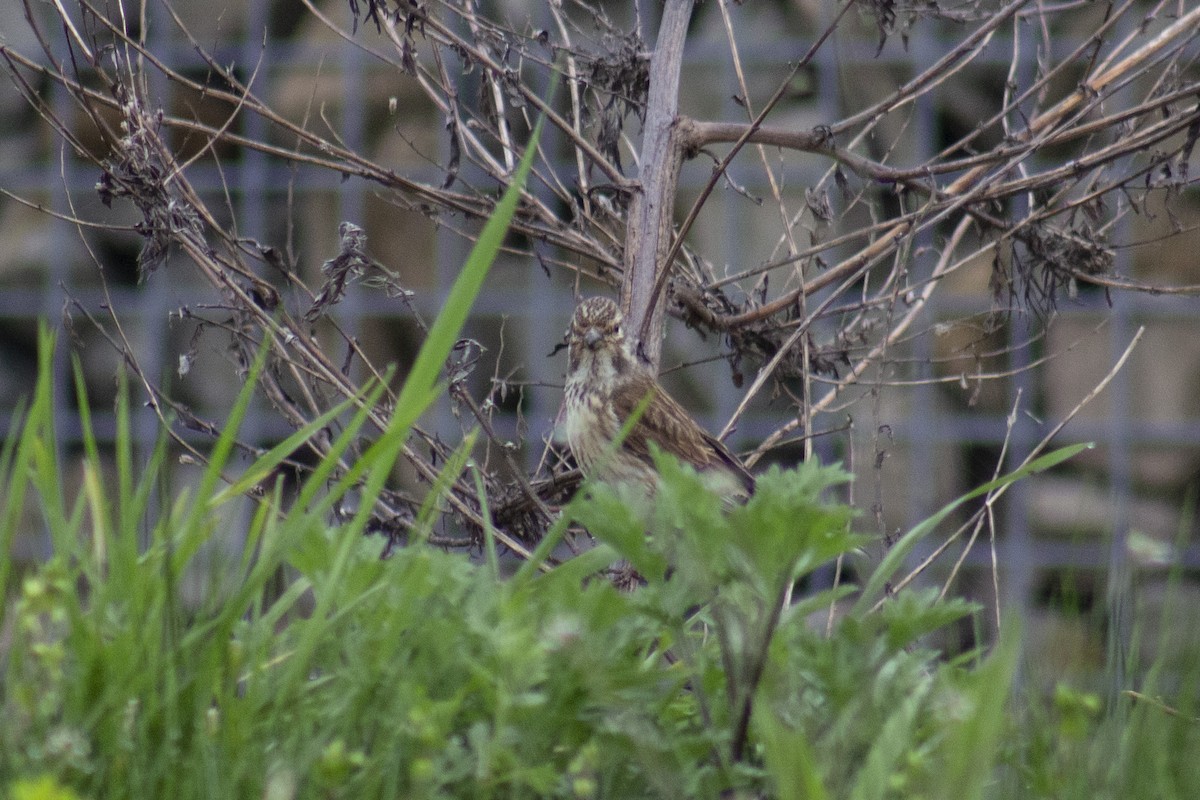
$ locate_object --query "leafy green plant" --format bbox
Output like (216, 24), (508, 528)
(3, 346), (1199, 798)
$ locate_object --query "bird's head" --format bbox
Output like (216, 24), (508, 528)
(567, 297), (628, 371)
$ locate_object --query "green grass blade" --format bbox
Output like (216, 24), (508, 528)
(172, 333), (275, 570)
(853, 443), (1091, 615)
(294, 375), (390, 514)
(933, 618), (1020, 800)
(209, 388), (369, 507)
(411, 427), (479, 542)
(755, 701), (829, 800)
(274, 113), (548, 702)
(0, 395), (30, 608)
(393, 111), (547, 416)
(472, 464), (501, 579)
(304, 110), (549, 537)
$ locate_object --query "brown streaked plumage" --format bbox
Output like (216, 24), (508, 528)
(562, 296), (754, 497)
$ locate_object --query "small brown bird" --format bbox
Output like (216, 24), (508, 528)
(562, 297), (754, 497)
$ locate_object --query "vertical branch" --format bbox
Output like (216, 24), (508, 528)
(621, 0), (694, 370)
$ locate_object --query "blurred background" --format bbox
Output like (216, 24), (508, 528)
(2, 0), (1200, 686)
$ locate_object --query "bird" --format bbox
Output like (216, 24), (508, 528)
(562, 296), (754, 498)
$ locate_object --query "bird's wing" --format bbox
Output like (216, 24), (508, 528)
(611, 371), (755, 492)
(700, 430), (757, 494)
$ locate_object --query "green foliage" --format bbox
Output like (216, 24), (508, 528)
(2, 350), (1200, 798)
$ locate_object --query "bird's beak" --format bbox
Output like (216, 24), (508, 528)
(584, 327), (602, 349)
